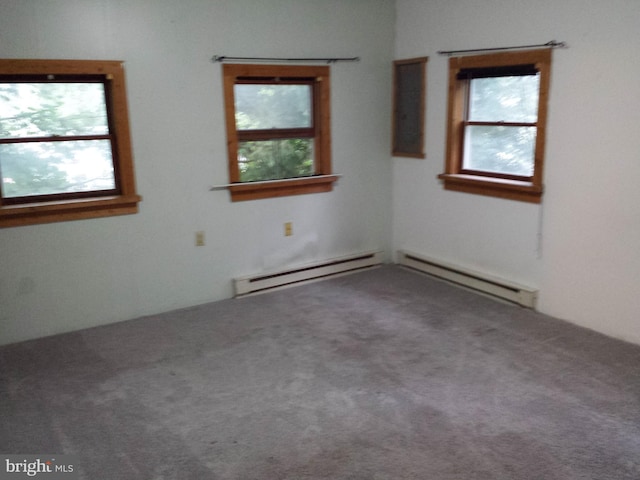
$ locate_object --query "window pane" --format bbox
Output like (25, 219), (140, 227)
(238, 138), (313, 182)
(469, 75), (539, 123)
(234, 84), (311, 130)
(463, 125), (536, 177)
(0, 139), (115, 197)
(0, 82), (108, 138)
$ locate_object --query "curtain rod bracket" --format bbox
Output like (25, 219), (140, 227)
(212, 55), (360, 64)
(438, 40), (567, 57)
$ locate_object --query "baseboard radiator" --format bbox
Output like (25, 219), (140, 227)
(397, 250), (537, 308)
(234, 251), (384, 297)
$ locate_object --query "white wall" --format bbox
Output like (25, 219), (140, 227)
(0, 0), (395, 345)
(394, 0), (640, 344)
(4, 0), (640, 347)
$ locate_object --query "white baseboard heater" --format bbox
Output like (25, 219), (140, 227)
(397, 250), (537, 308)
(234, 251), (384, 297)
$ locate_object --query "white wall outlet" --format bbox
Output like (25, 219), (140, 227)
(195, 231), (205, 246)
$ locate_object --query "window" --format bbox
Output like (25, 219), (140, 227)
(0, 59), (140, 228)
(392, 56), (427, 158)
(439, 49), (551, 203)
(222, 64), (336, 201)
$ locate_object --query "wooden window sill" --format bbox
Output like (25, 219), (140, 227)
(438, 173), (542, 203)
(217, 175), (340, 202)
(0, 194), (142, 228)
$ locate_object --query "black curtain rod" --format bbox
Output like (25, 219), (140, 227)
(438, 40), (567, 57)
(212, 55), (360, 64)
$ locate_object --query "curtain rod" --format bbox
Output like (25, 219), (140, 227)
(212, 55), (360, 64)
(437, 40), (567, 57)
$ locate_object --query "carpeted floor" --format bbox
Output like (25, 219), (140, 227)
(1, 265), (640, 479)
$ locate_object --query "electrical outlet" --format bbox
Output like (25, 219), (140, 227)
(195, 231), (205, 246)
(284, 222), (293, 236)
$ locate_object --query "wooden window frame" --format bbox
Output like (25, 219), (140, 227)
(392, 56), (427, 158)
(0, 59), (141, 227)
(439, 49), (551, 203)
(222, 64), (337, 202)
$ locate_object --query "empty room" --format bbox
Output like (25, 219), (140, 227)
(1, 0), (639, 478)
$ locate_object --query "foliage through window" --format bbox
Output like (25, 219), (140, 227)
(235, 82), (313, 182)
(1, 80), (116, 200)
(0, 60), (140, 227)
(222, 64), (336, 201)
(439, 49), (551, 203)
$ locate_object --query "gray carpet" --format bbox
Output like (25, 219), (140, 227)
(1, 265), (640, 479)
